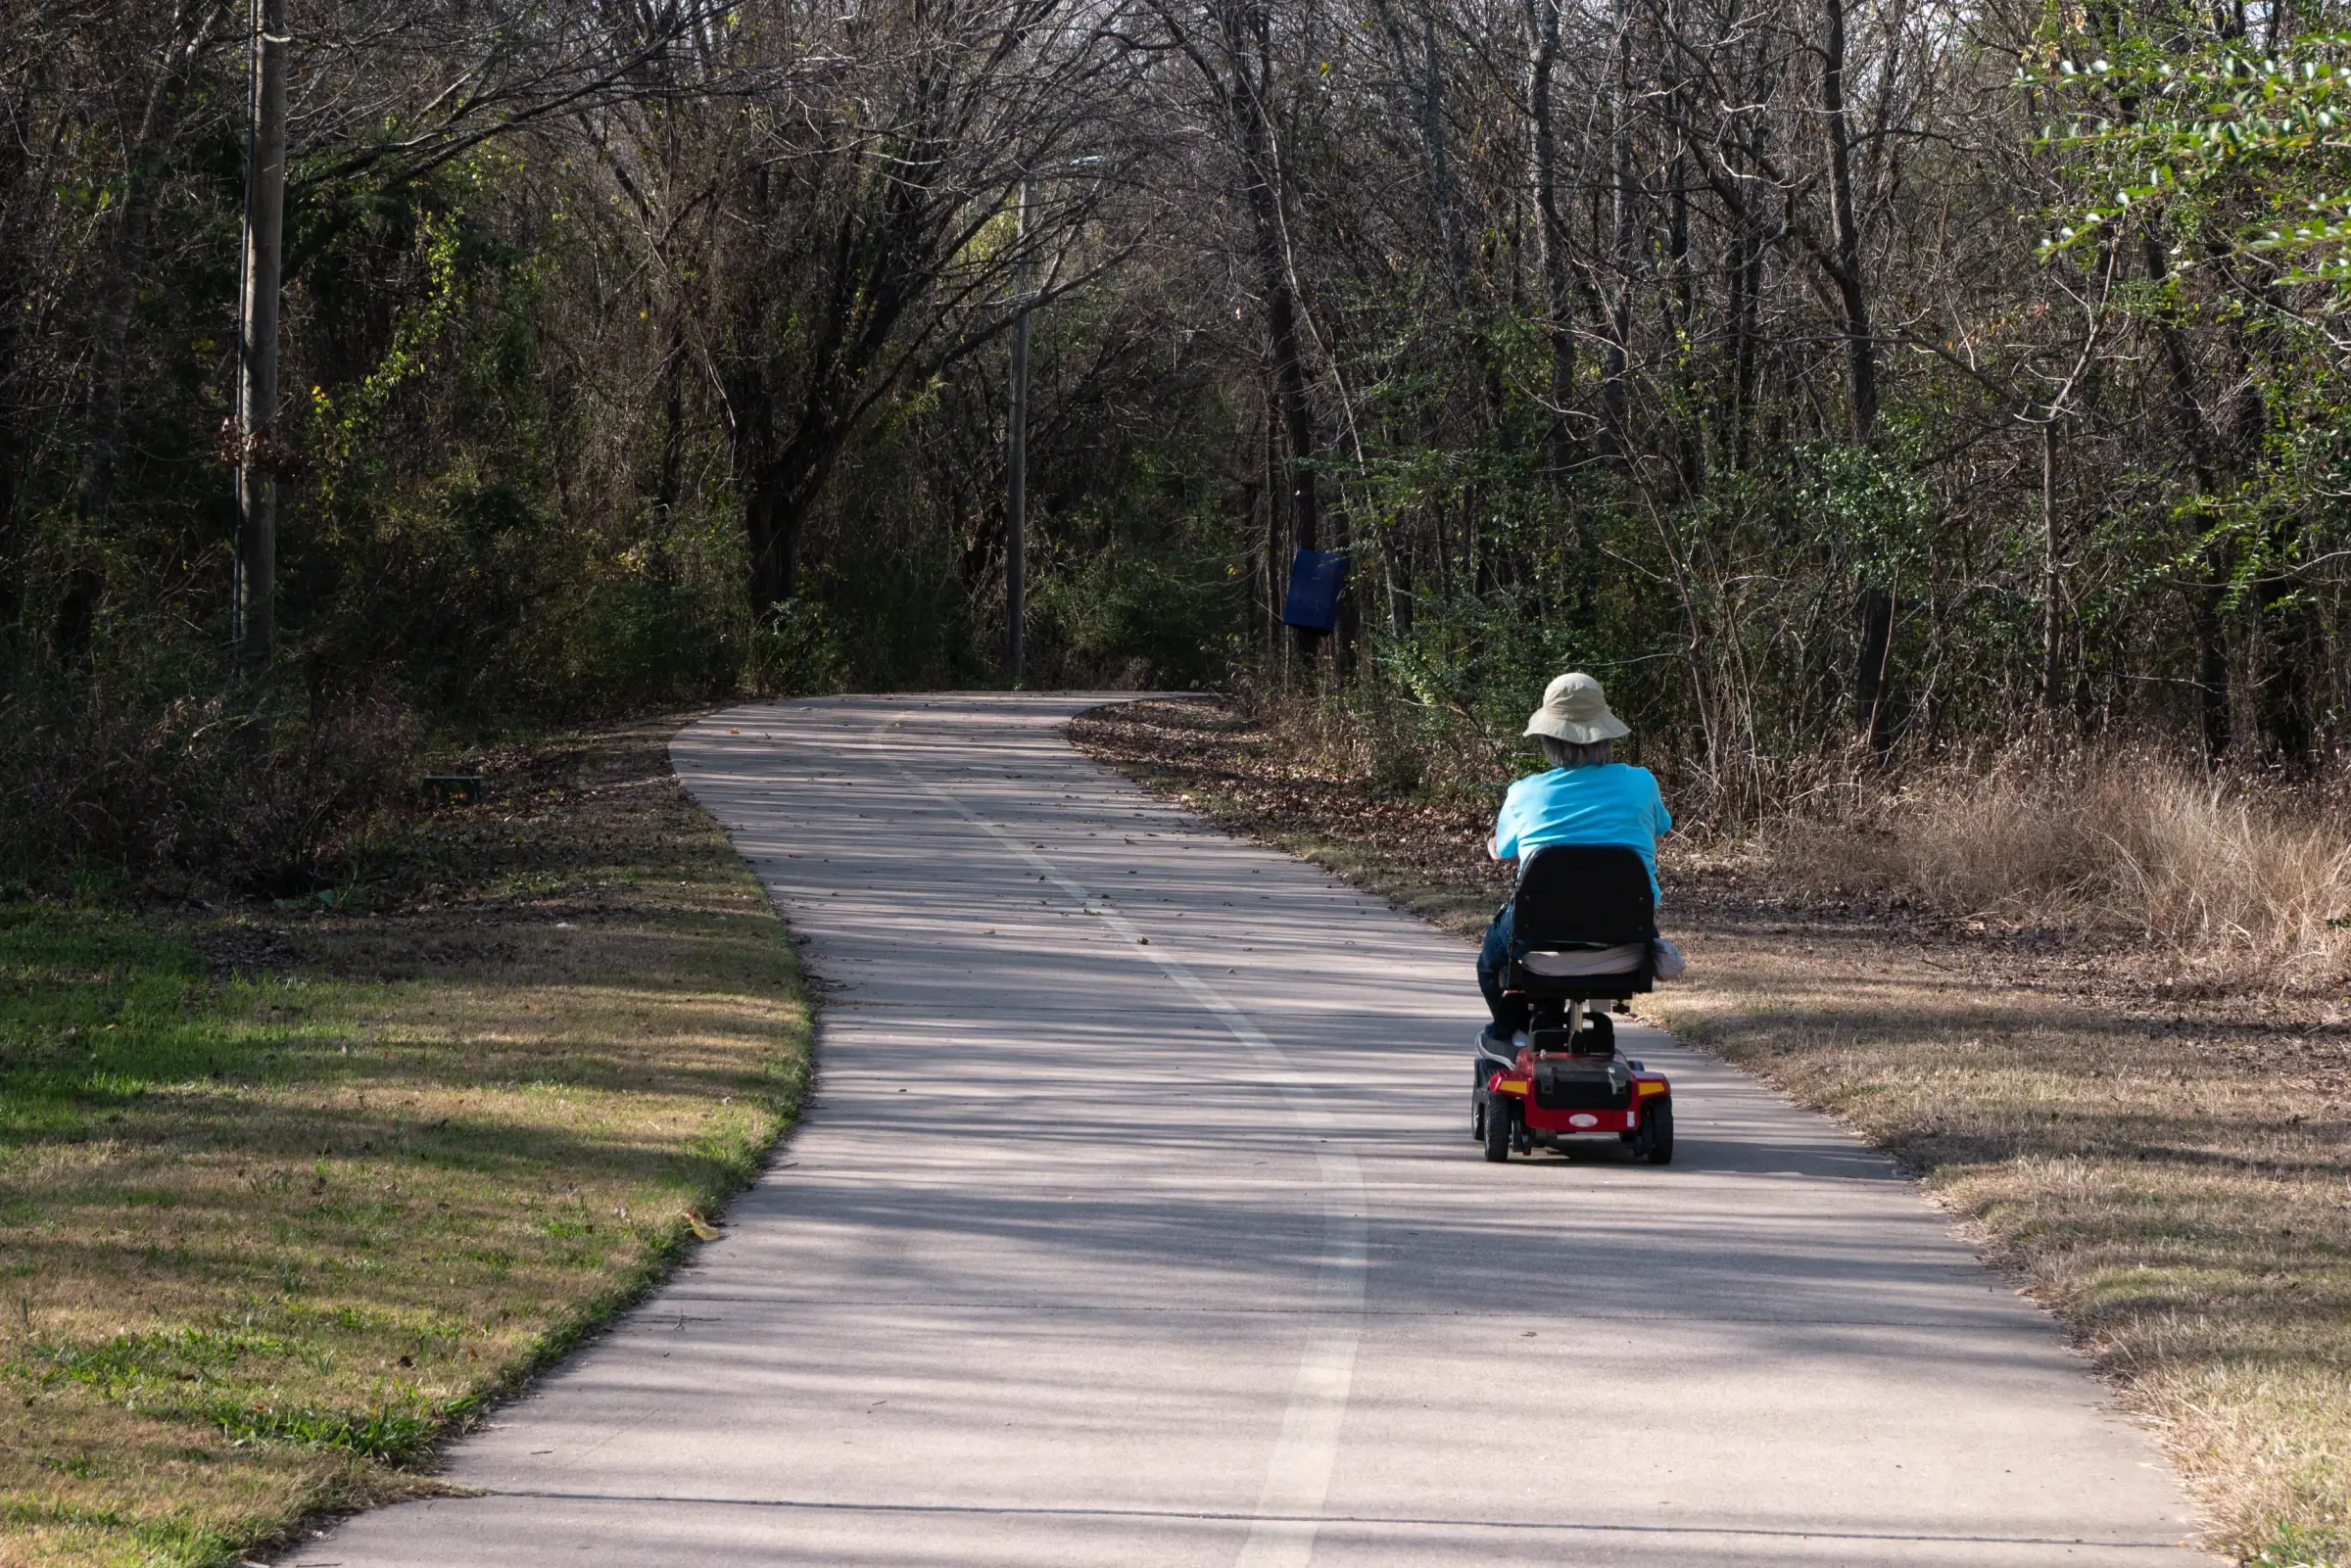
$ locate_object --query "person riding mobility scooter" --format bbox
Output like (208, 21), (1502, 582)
(1470, 673), (1678, 1164)
(1471, 843), (1674, 1163)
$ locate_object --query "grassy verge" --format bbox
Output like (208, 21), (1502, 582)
(1070, 698), (2351, 1568)
(0, 716), (810, 1568)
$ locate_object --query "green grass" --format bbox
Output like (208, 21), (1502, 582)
(0, 910), (225, 1138)
(2252, 1525), (2351, 1568)
(0, 716), (811, 1567)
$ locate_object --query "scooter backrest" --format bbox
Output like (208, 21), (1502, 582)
(1511, 843), (1656, 949)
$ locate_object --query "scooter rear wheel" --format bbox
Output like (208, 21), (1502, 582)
(1637, 1098), (1675, 1165)
(1482, 1098), (1513, 1162)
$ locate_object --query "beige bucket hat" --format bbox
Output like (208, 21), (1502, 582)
(1523, 672), (1631, 745)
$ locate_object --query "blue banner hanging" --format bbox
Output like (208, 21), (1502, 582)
(1281, 547), (1347, 635)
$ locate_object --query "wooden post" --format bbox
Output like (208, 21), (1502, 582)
(235, 0), (287, 669)
(1004, 182), (1031, 688)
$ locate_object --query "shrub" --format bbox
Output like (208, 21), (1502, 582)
(743, 599), (849, 697)
(0, 675), (419, 899)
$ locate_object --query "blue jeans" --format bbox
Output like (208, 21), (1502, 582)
(1477, 903), (1527, 1035)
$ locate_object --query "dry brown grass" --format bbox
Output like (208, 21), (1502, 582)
(1769, 746), (2351, 990)
(0, 717), (810, 1567)
(1072, 698), (2351, 1567)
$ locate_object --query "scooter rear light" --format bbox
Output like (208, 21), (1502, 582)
(1636, 1079), (1667, 1096)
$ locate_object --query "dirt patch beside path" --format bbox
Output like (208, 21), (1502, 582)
(1071, 696), (2351, 1568)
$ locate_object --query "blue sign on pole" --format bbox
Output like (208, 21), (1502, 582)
(1281, 548), (1347, 634)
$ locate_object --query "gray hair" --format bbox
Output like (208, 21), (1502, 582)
(1539, 736), (1613, 769)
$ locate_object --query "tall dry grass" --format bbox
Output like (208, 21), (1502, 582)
(1776, 745), (2351, 987)
(1235, 680), (2351, 987)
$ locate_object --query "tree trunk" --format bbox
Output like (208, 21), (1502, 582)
(1258, 230), (1316, 561)
(1599, 0), (1636, 461)
(0, 418), (18, 641)
(1853, 586), (1895, 739)
(1525, 0), (1575, 472)
(2224, 286), (2311, 763)
(1264, 391), (1282, 664)
(1368, 3), (1504, 438)
(745, 437), (840, 613)
(654, 317), (689, 528)
(1668, 130), (1702, 499)
(1372, 0), (1469, 308)
(1386, 540), (1413, 638)
(0, 79), (24, 642)
(1820, 0), (1877, 443)
(1005, 296), (1031, 685)
(2039, 415), (2061, 716)
(2256, 575), (2316, 766)
(1821, 0), (1896, 749)
(1728, 214), (1763, 469)
(234, 0), (288, 670)
(80, 0), (229, 531)
(1727, 58), (1772, 472)
(1231, 22), (1320, 657)
(2194, 590), (2231, 758)
(2140, 230), (2231, 757)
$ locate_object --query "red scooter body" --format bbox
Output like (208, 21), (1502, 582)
(1477, 1037), (1673, 1164)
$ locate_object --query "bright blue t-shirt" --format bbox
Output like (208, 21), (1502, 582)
(1491, 763), (1671, 894)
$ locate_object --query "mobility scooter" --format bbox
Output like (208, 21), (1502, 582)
(1472, 843), (1673, 1164)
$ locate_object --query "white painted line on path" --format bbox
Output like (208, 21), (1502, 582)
(892, 754), (1367, 1568)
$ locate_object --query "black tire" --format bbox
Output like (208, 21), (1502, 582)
(1470, 1086), (1487, 1143)
(1638, 1097), (1675, 1164)
(1483, 1096), (1513, 1162)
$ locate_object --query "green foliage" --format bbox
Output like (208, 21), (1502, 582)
(1381, 587), (1597, 738)
(1029, 542), (1235, 690)
(310, 208), (473, 508)
(744, 598), (849, 696)
(1790, 444), (1938, 590)
(2039, 36), (2351, 283)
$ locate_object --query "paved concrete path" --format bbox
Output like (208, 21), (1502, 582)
(302, 693), (2209, 1567)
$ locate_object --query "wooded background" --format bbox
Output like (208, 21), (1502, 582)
(5, 0), (2347, 889)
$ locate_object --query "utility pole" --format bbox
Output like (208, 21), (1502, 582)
(234, 0), (287, 670)
(1004, 181), (1032, 689)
